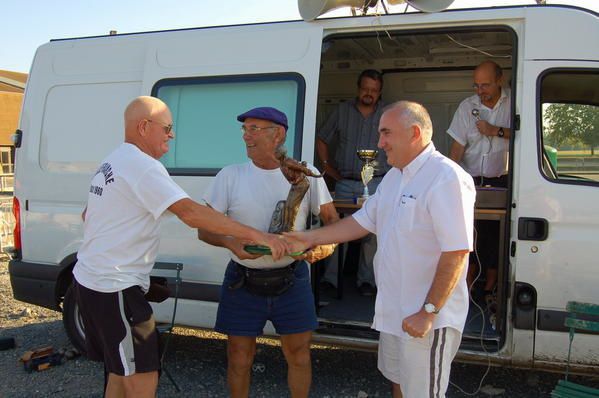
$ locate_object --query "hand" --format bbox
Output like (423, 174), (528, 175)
(292, 243), (336, 264)
(475, 120), (497, 137)
(256, 232), (290, 261)
(283, 231), (314, 256)
(402, 309), (435, 338)
(226, 238), (262, 260)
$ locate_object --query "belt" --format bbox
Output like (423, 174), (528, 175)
(232, 260), (297, 273)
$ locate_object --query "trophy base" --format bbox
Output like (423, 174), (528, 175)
(355, 196), (368, 205)
(244, 245), (305, 256)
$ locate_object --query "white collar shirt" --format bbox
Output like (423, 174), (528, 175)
(447, 88), (511, 178)
(352, 144), (475, 338)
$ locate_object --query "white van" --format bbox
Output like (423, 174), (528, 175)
(9, 3), (599, 373)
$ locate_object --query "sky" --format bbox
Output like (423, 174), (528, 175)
(2, 0), (598, 73)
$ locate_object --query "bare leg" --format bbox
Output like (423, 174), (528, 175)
(466, 262), (478, 292)
(484, 268), (498, 292)
(227, 335), (257, 398)
(105, 373), (125, 398)
(392, 382), (403, 398)
(280, 331), (312, 398)
(107, 371), (158, 398)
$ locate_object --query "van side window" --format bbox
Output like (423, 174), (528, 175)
(540, 70), (599, 184)
(153, 75), (304, 174)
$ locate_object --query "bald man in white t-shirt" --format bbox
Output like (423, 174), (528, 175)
(73, 97), (289, 398)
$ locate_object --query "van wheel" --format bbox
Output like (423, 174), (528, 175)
(62, 285), (86, 354)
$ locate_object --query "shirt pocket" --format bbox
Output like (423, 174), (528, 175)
(397, 195), (417, 232)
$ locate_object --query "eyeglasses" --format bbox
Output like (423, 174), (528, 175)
(472, 83), (492, 91)
(146, 119), (174, 134)
(240, 125), (278, 134)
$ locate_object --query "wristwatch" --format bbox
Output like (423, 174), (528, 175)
(423, 302), (440, 314)
(497, 127), (505, 138)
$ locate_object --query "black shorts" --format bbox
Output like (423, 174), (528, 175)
(74, 279), (160, 376)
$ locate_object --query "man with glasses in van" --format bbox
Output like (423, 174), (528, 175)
(316, 69), (390, 296)
(447, 60), (511, 313)
(198, 107), (338, 398)
(73, 97), (289, 398)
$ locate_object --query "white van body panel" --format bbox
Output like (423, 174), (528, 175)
(9, 6), (599, 372)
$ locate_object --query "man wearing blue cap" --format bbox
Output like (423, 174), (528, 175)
(198, 107), (339, 398)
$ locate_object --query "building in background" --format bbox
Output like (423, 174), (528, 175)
(0, 70), (27, 192)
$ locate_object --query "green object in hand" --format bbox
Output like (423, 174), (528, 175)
(244, 245), (304, 256)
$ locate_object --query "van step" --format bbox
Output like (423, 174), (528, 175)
(316, 321), (379, 340)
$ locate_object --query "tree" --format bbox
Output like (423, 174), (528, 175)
(544, 103), (599, 155)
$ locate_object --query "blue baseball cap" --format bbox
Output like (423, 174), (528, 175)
(237, 107), (288, 131)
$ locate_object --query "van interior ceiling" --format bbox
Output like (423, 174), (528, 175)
(313, 28), (515, 352)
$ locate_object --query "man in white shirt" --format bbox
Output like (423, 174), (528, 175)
(287, 101), (475, 398)
(198, 107), (338, 398)
(447, 60), (511, 187)
(73, 97), (288, 398)
(447, 60), (511, 305)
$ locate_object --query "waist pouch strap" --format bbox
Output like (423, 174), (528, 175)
(230, 262), (297, 296)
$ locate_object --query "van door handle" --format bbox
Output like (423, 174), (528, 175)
(518, 217), (548, 241)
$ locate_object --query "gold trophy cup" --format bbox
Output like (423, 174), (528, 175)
(356, 149), (378, 201)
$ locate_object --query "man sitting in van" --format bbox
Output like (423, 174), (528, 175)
(447, 60), (511, 309)
(198, 107), (338, 398)
(316, 69), (391, 296)
(73, 97), (289, 398)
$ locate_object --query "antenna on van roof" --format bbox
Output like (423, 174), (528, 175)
(298, 0), (454, 21)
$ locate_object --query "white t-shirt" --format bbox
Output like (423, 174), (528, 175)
(353, 144), (475, 338)
(203, 161), (333, 269)
(447, 89), (511, 178)
(73, 143), (189, 293)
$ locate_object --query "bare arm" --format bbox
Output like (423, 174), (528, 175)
(425, 250), (469, 309)
(449, 140), (465, 163)
(402, 250), (470, 338)
(197, 228), (262, 261)
(294, 202), (340, 263)
(285, 215), (369, 253)
(169, 198), (288, 260)
(316, 138), (342, 181)
(81, 206), (87, 222)
(476, 120), (511, 140)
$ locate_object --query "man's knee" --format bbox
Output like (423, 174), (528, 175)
(227, 338), (257, 371)
(281, 334), (312, 368)
(120, 371), (158, 397)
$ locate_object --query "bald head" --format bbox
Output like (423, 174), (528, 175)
(475, 60), (503, 80)
(124, 96), (174, 159)
(473, 61), (503, 107)
(124, 96), (170, 140)
(385, 101), (433, 144)
(378, 101), (434, 169)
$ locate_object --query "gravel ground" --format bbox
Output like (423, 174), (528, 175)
(2, 258), (598, 398)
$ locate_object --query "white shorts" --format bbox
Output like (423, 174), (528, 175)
(378, 327), (461, 398)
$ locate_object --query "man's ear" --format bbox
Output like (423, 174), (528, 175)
(138, 119), (149, 137)
(411, 125), (421, 143)
(274, 127), (286, 146)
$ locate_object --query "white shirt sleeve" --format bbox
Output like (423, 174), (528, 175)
(428, 174), (475, 252)
(353, 183), (381, 234)
(133, 164), (190, 220)
(202, 167), (232, 214)
(447, 99), (472, 147)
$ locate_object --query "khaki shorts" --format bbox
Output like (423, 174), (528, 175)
(378, 327), (461, 398)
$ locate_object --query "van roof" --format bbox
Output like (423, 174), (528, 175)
(49, 4), (597, 43)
